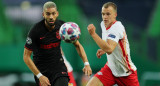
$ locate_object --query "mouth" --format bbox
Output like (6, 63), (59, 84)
(45, 19), (56, 26)
(104, 20), (108, 22)
(49, 21), (54, 24)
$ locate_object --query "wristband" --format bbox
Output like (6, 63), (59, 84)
(84, 62), (90, 66)
(36, 73), (43, 78)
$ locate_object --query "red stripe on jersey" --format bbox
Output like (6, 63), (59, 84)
(24, 46), (33, 51)
(106, 21), (117, 30)
(40, 42), (60, 49)
(119, 40), (133, 72)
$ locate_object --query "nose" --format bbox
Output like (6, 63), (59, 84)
(103, 14), (108, 19)
(49, 14), (54, 20)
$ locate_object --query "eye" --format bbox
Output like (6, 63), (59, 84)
(102, 13), (105, 16)
(107, 13), (110, 15)
(52, 12), (56, 15)
(46, 12), (50, 16)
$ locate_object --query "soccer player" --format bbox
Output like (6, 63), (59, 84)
(23, 1), (92, 86)
(87, 2), (139, 86)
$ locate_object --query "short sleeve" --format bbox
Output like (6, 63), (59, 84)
(24, 26), (37, 51)
(107, 31), (120, 43)
(107, 24), (124, 43)
(100, 21), (107, 40)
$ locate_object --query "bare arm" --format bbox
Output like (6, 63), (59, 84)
(88, 24), (117, 54)
(23, 48), (40, 75)
(73, 41), (88, 62)
(96, 49), (106, 58)
(73, 40), (92, 76)
(23, 48), (51, 86)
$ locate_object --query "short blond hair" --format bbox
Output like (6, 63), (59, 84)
(43, 1), (57, 11)
(103, 2), (117, 12)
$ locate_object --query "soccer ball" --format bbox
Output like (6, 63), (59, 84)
(59, 22), (81, 43)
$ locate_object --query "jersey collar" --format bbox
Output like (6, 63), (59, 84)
(106, 21), (117, 30)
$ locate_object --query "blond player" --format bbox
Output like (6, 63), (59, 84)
(23, 1), (92, 86)
(87, 2), (139, 86)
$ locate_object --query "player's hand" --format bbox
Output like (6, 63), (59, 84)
(39, 75), (51, 86)
(96, 49), (106, 58)
(87, 24), (96, 36)
(83, 65), (92, 77)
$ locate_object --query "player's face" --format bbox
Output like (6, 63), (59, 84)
(101, 6), (117, 27)
(43, 7), (59, 26)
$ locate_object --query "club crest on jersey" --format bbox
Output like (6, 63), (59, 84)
(26, 37), (32, 45)
(108, 34), (116, 38)
(56, 31), (61, 39)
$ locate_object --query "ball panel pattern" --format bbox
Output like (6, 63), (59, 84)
(59, 22), (81, 43)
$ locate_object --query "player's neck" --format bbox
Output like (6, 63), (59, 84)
(105, 20), (116, 29)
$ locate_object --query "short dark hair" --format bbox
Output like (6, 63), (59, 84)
(102, 2), (117, 12)
(43, 1), (57, 11)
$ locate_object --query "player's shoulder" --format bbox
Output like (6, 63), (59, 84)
(111, 21), (125, 32)
(108, 21), (125, 36)
(32, 19), (44, 30)
(113, 21), (124, 29)
(28, 20), (44, 34)
(35, 19), (44, 28)
(56, 19), (65, 25)
(100, 21), (106, 30)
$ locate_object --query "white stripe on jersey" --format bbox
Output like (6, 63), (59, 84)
(100, 21), (137, 77)
(63, 56), (73, 72)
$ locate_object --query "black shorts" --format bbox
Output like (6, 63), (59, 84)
(34, 72), (69, 86)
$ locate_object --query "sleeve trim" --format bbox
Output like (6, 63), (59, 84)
(107, 38), (119, 43)
(24, 46), (33, 51)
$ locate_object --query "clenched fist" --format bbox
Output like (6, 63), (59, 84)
(87, 24), (96, 36)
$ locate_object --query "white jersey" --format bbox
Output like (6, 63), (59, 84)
(101, 21), (137, 77)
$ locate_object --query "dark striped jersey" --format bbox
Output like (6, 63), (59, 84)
(25, 19), (67, 74)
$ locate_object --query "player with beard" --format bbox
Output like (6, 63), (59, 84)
(23, 1), (92, 86)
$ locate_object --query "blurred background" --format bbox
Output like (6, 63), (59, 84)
(0, 0), (160, 86)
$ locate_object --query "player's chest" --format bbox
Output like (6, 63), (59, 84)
(38, 30), (61, 44)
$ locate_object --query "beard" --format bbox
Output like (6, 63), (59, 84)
(45, 19), (56, 26)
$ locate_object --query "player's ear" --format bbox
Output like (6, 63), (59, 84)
(114, 13), (117, 18)
(57, 11), (59, 17)
(115, 12), (117, 17)
(42, 12), (45, 18)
